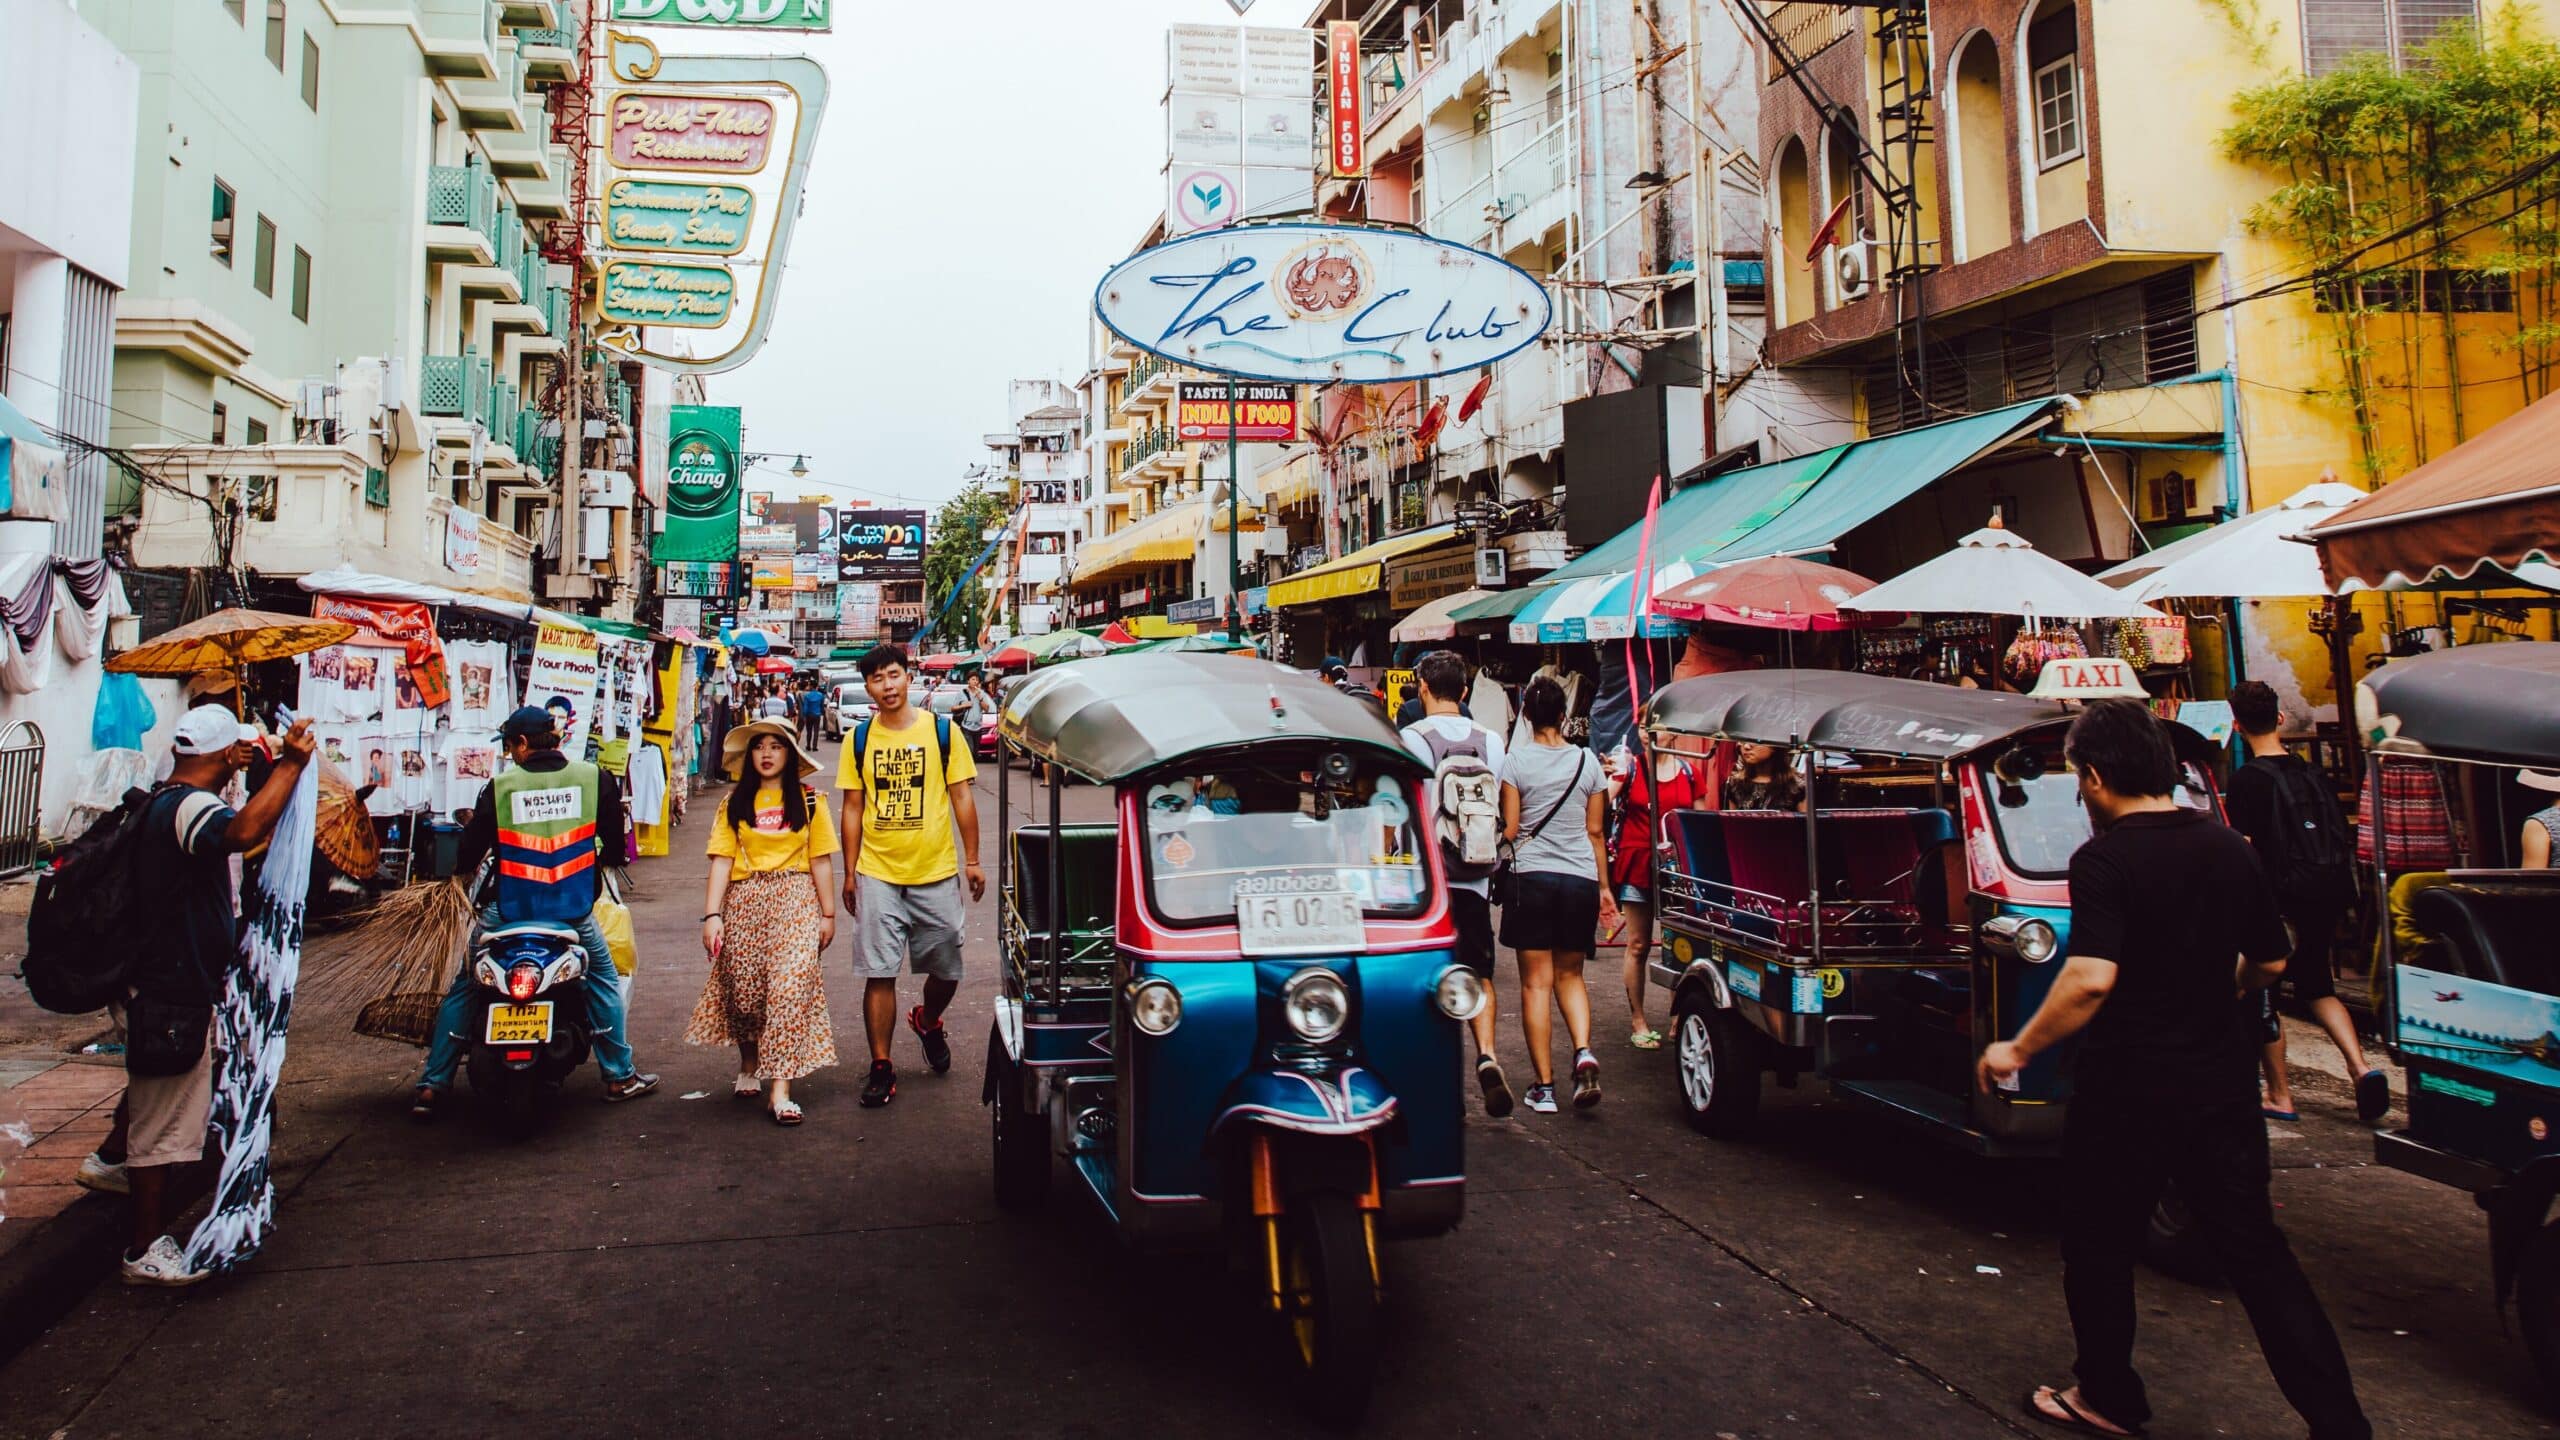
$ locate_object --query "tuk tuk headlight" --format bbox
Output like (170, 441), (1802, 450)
(1129, 978), (1183, 1036)
(1433, 965), (1487, 1022)
(1283, 968), (1350, 1043)
(1982, 915), (2060, 964)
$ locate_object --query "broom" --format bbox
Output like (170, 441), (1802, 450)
(299, 877), (476, 1046)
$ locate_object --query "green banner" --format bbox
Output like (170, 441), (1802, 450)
(659, 405), (742, 563)
(608, 0), (833, 32)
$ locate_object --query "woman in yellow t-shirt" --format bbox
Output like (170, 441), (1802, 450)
(685, 719), (840, 1126)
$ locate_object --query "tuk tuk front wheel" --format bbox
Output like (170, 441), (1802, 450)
(988, 1034), (1049, 1212)
(2515, 1219), (2560, 1399)
(1674, 993), (1761, 1137)
(1277, 1190), (1380, 1424)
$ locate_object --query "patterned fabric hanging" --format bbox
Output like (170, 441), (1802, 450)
(183, 753), (318, 1275)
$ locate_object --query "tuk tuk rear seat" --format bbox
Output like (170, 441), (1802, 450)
(1009, 823), (1118, 991)
(2412, 876), (2560, 995)
(1665, 808), (1956, 955)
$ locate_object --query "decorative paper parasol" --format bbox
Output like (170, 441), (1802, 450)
(1653, 556), (1898, 630)
(1841, 521), (2165, 620)
(312, 760), (380, 877)
(106, 608), (356, 677)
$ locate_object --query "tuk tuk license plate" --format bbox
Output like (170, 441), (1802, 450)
(1236, 890), (1366, 956)
(484, 1002), (554, 1046)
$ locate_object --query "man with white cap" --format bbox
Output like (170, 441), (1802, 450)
(115, 704), (313, 1286)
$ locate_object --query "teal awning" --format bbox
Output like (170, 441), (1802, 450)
(1544, 446), (1848, 584)
(1446, 585), (1550, 624)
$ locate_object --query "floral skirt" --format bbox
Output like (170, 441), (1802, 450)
(683, 870), (838, 1081)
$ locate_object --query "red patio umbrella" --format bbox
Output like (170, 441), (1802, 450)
(919, 652), (964, 672)
(754, 656), (795, 674)
(1651, 555), (1900, 631)
(1098, 622), (1140, 646)
(987, 643), (1035, 669)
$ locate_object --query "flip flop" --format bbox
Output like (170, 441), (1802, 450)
(2356, 1068), (2391, 1125)
(1629, 1030), (1664, 1050)
(769, 1098), (803, 1126)
(2023, 1386), (2145, 1437)
(2262, 1106), (2299, 1122)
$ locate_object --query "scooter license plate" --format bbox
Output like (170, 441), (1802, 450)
(484, 1002), (554, 1046)
(1235, 890), (1366, 956)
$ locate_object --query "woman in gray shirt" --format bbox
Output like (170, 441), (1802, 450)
(1498, 676), (1616, 1113)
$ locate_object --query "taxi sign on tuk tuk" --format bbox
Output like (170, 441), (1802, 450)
(2028, 656), (2145, 700)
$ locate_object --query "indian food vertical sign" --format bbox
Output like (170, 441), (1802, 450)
(590, 32), (829, 376)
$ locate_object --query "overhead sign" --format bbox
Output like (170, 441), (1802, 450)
(599, 259), (738, 328)
(1169, 166), (1244, 233)
(609, 0), (834, 31)
(838, 509), (927, 580)
(839, 581), (882, 640)
(1177, 380), (1299, 442)
(609, 91), (776, 173)
(1163, 23), (1316, 238)
(738, 522), (797, 554)
(1388, 548), (1476, 610)
(603, 178), (756, 256)
(2029, 656), (2148, 700)
(1326, 22), (1365, 179)
(1095, 223), (1554, 384)
(657, 405), (742, 562)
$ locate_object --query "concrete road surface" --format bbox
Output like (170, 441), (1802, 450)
(2, 753), (2549, 1438)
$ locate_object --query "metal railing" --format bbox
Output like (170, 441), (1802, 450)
(1127, 353), (1173, 394)
(0, 722), (42, 878)
(426, 162), (500, 246)
(421, 349), (492, 426)
(1121, 424), (1174, 474)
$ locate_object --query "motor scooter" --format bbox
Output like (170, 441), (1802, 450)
(464, 921), (593, 1136)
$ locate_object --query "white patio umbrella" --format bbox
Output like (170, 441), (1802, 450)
(2097, 482), (2369, 602)
(1391, 588), (1499, 643)
(1841, 521), (2165, 620)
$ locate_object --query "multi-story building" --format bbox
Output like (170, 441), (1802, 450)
(98, 1), (615, 609)
(0, 0), (140, 831)
(1749, 0), (2559, 712)
(980, 378), (1085, 638)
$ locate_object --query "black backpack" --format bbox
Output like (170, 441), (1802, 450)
(2255, 757), (2353, 906)
(20, 784), (180, 1014)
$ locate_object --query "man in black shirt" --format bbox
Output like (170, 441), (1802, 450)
(1978, 700), (2369, 1440)
(2225, 681), (2386, 1125)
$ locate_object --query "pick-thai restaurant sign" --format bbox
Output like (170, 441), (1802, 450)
(609, 0), (833, 31)
(609, 92), (776, 172)
(1176, 380), (1298, 441)
(600, 259), (737, 328)
(1095, 224), (1553, 385)
(604, 179), (755, 256)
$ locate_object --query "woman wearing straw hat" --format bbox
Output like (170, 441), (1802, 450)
(685, 718), (840, 1125)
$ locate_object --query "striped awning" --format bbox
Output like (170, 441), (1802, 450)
(1266, 524), (1464, 609)
(1507, 567), (1697, 644)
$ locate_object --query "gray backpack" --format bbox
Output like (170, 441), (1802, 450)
(1418, 727), (1503, 881)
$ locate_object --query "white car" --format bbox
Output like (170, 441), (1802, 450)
(826, 682), (870, 741)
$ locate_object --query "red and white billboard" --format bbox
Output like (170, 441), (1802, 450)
(1326, 21), (1365, 179)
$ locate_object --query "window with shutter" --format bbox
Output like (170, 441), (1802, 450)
(2302, 0), (2477, 75)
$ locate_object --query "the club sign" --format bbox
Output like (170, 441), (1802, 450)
(1094, 224), (1552, 385)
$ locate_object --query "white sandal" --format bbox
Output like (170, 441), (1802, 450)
(732, 1073), (761, 1100)
(768, 1098), (803, 1126)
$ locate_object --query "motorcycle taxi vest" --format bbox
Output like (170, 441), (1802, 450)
(491, 760), (601, 924)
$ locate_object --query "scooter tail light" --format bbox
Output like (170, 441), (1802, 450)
(507, 963), (541, 1002)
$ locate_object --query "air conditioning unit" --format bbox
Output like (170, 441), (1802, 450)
(1832, 238), (1875, 301)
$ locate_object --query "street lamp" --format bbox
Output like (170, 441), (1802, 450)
(789, 454), (809, 479)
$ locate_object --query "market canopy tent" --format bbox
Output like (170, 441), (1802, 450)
(2309, 389), (2560, 590)
(1653, 555), (1896, 630)
(2098, 482), (2368, 601)
(1842, 521), (2164, 619)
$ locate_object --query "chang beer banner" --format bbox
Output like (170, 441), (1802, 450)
(659, 405), (743, 562)
(610, 0), (833, 31)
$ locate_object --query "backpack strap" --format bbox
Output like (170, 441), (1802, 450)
(849, 716), (955, 786)
(851, 717), (871, 778)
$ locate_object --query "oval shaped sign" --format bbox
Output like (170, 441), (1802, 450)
(665, 428), (739, 520)
(1093, 223), (1553, 385)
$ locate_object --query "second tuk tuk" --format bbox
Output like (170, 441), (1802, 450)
(987, 654), (1487, 1422)
(1641, 670), (2226, 1156)
(2358, 641), (2560, 1396)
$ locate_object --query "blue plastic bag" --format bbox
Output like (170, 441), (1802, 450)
(92, 671), (156, 752)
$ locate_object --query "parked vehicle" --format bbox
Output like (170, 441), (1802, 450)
(464, 920), (594, 1138)
(2359, 642), (2560, 1397)
(1644, 671), (2225, 1159)
(826, 681), (868, 742)
(987, 654), (1482, 1423)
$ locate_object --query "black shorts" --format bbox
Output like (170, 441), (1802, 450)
(1449, 888), (1495, 978)
(1500, 871), (1600, 954)
(2280, 893), (2346, 1004)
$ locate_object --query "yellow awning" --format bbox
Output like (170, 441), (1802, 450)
(1266, 524), (1465, 609)
(1125, 615), (1197, 638)
(1260, 452), (1320, 510)
(1071, 502), (1205, 589)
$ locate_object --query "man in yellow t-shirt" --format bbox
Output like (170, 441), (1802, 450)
(838, 644), (983, 1108)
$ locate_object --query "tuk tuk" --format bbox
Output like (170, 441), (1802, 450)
(987, 653), (1484, 1421)
(2360, 642), (2560, 1394)
(1642, 669), (2226, 1154)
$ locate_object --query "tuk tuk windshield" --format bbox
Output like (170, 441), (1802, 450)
(1978, 737), (2215, 879)
(1140, 760), (1430, 928)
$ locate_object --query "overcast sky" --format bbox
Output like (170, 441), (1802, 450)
(687, 0), (1262, 511)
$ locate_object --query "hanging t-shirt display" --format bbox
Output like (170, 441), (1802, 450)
(445, 639), (516, 735)
(299, 644), (394, 722)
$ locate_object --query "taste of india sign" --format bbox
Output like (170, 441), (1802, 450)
(609, 0), (833, 31)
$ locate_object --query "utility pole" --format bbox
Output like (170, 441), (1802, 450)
(1226, 375), (1242, 643)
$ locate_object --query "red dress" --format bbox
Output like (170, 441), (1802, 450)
(1611, 760), (1703, 894)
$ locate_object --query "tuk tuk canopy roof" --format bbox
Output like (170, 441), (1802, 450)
(1000, 653), (1417, 784)
(2358, 642), (2560, 766)
(1644, 669), (2072, 760)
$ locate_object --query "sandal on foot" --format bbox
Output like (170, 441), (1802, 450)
(2023, 1386), (2145, 1437)
(2261, 1106), (2299, 1122)
(409, 1086), (440, 1125)
(2356, 1067), (2391, 1124)
(1628, 1029), (1664, 1051)
(732, 1074), (762, 1100)
(768, 1098), (803, 1126)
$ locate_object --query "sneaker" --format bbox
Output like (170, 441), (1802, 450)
(604, 1072), (661, 1103)
(120, 1235), (207, 1289)
(1523, 1083), (1558, 1114)
(861, 1059), (897, 1108)
(909, 1005), (953, 1075)
(1572, 1049), (1602, 1109)
(76, 1152), (129, 1195)
(1475, 1056), (1515, 1119)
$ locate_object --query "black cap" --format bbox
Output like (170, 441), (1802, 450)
(497, 705), (558, 745)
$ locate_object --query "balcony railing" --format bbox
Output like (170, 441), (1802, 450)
(427, 161), (500, 245)
(421, 349), (494, 427)
(1122, 424), (1175, 475)
(1128, 353), (1173, 393)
